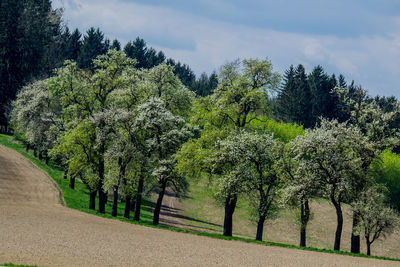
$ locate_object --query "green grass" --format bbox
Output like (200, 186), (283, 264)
(0, 134), (155, 225)
(1, 133), (399, 263)
(1, 264), (38, 267)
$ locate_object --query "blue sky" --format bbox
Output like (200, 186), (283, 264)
(53, 0), (400, 97)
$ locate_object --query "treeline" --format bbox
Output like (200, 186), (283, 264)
(11, 53), (399, 256)
(0, 0), (217, 131)
(62, 27), (218, 96)
(273, 64), (400, 130)
(4, 0), (400, 258)
(0, 0), (64, 130)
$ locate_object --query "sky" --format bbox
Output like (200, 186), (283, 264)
(53, 0), (400, 97)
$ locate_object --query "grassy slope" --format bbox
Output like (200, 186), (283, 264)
(0, 134), (399, 263)
(180, 175), (400, 258)
(0, 134), (155, 225)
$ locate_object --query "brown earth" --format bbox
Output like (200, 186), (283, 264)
(0, 144), (399, 267)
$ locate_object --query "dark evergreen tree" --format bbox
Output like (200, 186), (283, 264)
(78, 27), (107, 69)
(123, 37), (148, 68)
(0, 0), (23, 130)
(191, 72), (219, 96)
(276, 65), (313, 127)
(0, 0), (64, 131)
(146, 47), (165, 68)
(104, 38), (111, 51)
(111, 39), (121, 51)
(308, 65), (336, 126)
(166, 58), (195, 89)
(294, 64), (313, 128)
(65, 28), (82, 61)
(276, 65), (296, 123)
(208, 71), (218, 94)
(61, 26), (71, 58)
(192, 73), (209, 96)
(338, 74), (347, 88)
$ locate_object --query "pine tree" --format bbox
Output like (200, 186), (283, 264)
(0, 0), (23, 130)
(208, 71), (218, 95)
(78, 27), (107, 69)
(276, 65), (296, 123)
(111, 39), (121, 51)
(308, 65), (333, 126)
(123, 37), (148, 68)
(166, 59), (196, 89)
(0, 0), (64, 131)
(65, 28), (82, 61)
(146, 47), (165, 68)
(294, 64), (312, 127)
(338, 74), (347, 88)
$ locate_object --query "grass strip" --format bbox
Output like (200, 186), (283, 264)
(1, 133), (399, 263)
(1, 264), (38, 267)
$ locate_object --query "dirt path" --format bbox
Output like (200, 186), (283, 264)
(0, 145), (398, 267)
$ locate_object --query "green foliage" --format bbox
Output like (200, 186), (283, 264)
(11, 79), (57, 156)
(352, 185), (399, 255)
(177, 58), (282, 181)
(213, 130), (282, 221)
(333, 86), (400, 150)
(291, 119), (377, 200)
(64, 28), (82, 61)
(124, 37), (166, 69)
(77, 27), (108, 70)
(0, 0), (64, 128)
(0, 133), (155, 222)
(370, 150), (400, 211)
(191, 72), (218, 96)
(136, 97), (192, 193)
(248, 116), (304, 142)
(275, 65), (340, 128)
(1, 133), (400, 262)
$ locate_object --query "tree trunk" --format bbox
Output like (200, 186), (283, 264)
(131, 198), (136, 214)
(97, 151), (106, 214)
(124, 196), (131, 219)
(300, 225), (306, 247)
(130, 196), (135, 211)
(25, 143), (30, 152)
(89, 190), (96, 210)
(153, 180), (167, 225)
(33, 147), (37, 157)
(111, 186), (119, 217)
(332, 196), (343, 251)
(38, 150), (42, 160)
(366, 238), (371, 256)
(69, 176), (75, 189)
(256, 215), (266, 241)
(64, 169), (68, 180)
(300, 199), (310, 247)
(351, 210), (360, 254)
(45, 155), (49, 165)
(134, 175), (144, 221)
(223, 195), (237, 236)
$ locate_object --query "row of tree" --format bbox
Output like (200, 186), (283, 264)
(176, 59), (399, 255)
(274, 64), (400, 212)
(12, 50), (195, 225)
(62, 27), (218, 96)
(11, 51), (399, 256)
(0, 1), (217, 132)
(274, 64), (400, 130)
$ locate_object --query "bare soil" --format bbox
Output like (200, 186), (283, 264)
(0, 144), (398, 266)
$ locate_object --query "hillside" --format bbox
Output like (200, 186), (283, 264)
(0, 134), (399, 266)
(172, 178), (400, 258)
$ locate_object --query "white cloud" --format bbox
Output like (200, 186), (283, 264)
(54, 0), (400, 97)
